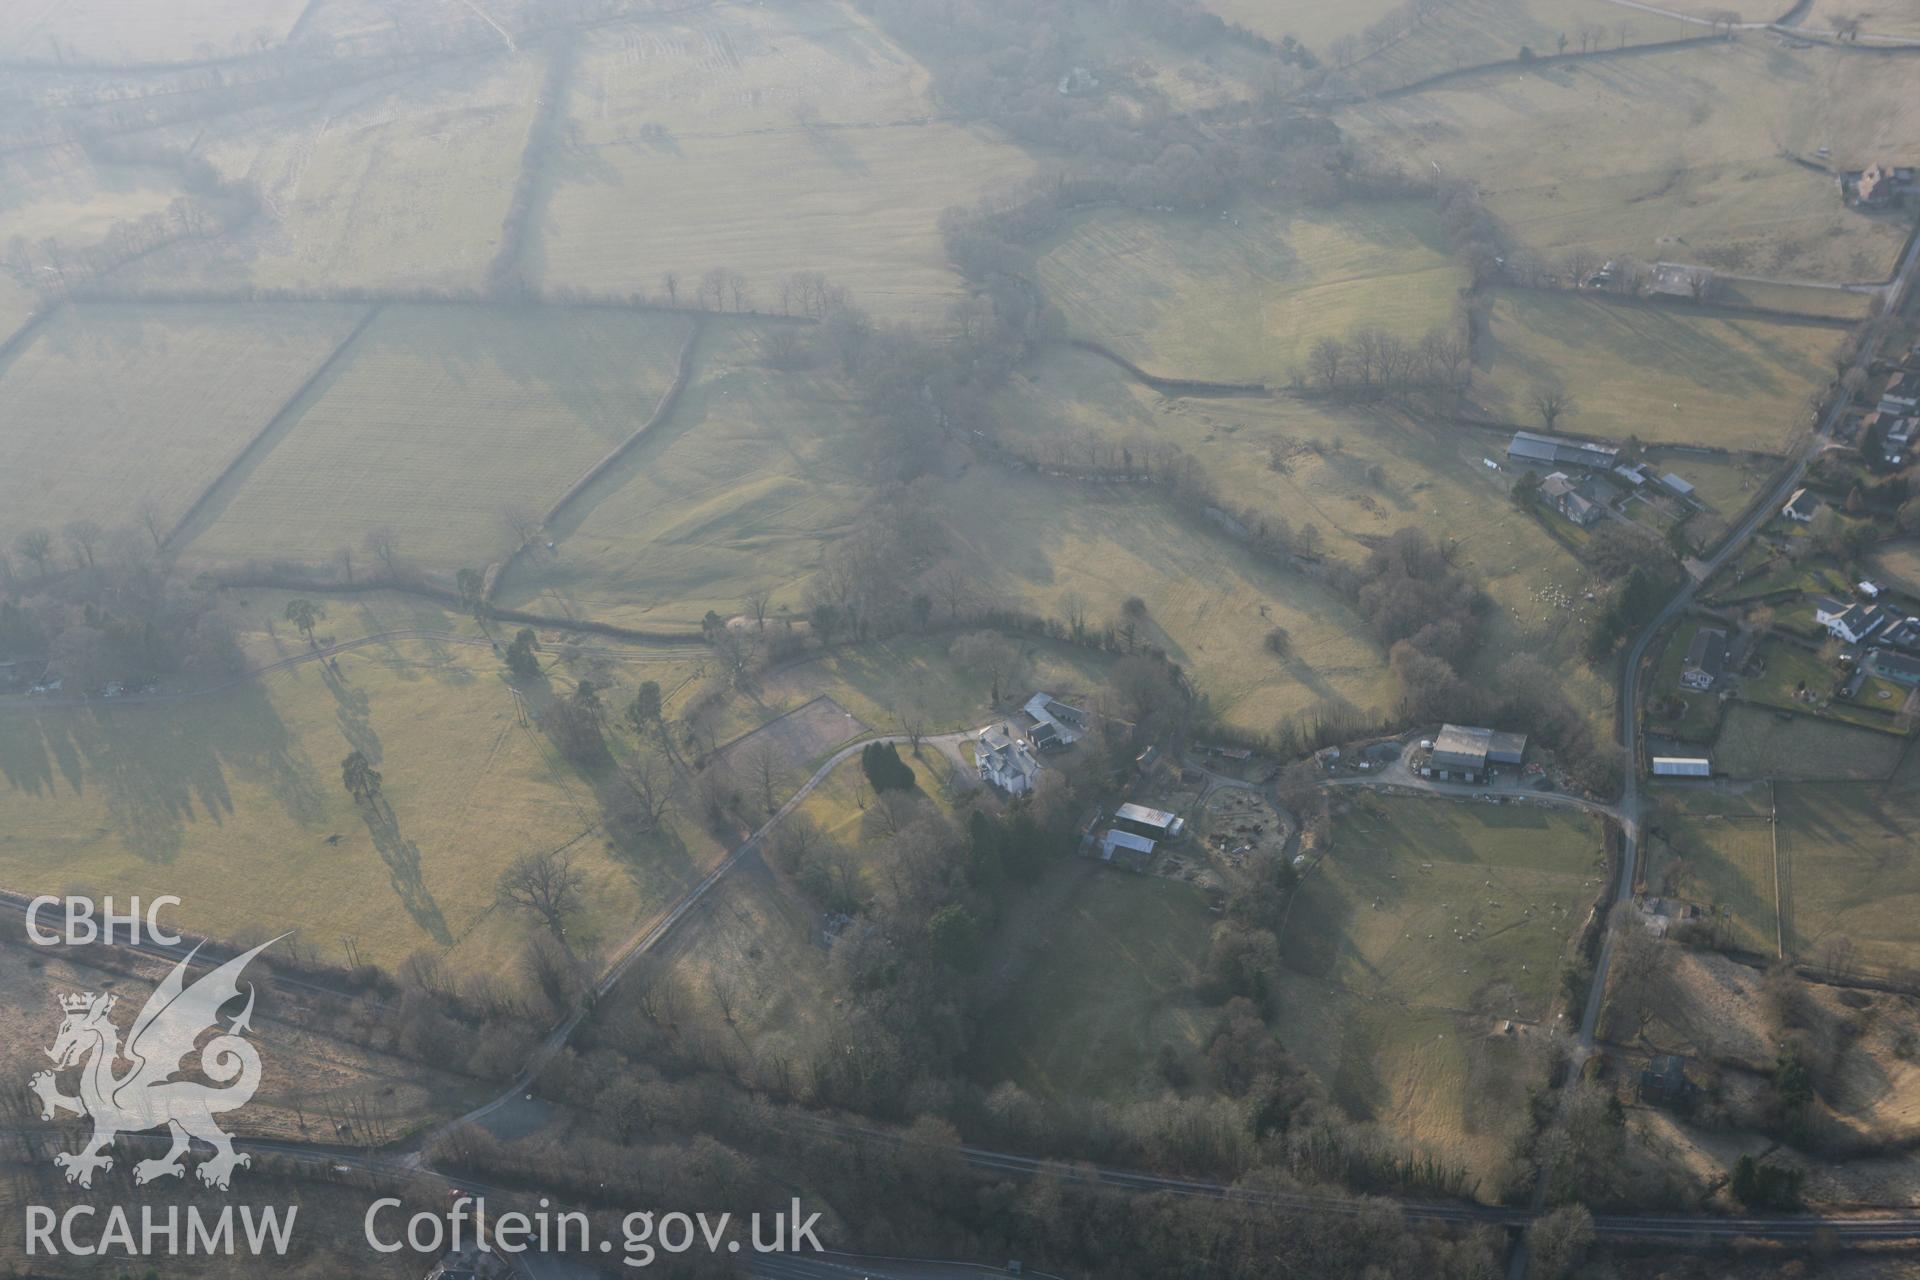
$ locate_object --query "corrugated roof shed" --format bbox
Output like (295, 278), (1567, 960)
(1651, 757), (1711, 777)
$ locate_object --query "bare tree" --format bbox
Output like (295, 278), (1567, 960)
(61, 519), (102, 570)
(14, 529), (53, 582)
(137, 499), (167, 550)
(741, 742), (788, 817)
(660, 271), (679, 307)
(497, 850), (586, 945)
(745, 589), (771, 634)
(363, 526), (398, 579)
(1532, 387), (1574, 433)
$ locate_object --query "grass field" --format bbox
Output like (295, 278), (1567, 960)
(495, 324), (863, 631)
(0, 146), (189, 257)
(699, 634), (1116, 752)
(0, 0), (307, 62)
(993, 347), (1618, 728)
(179, 304), (694, 574)
(1713, 702), (1910, 780)
(1647, 784), (1778, 954)
(1716, 279), (1878, 320)
(971, 869), (1216, 1099)
(1035, 199), (1466, 385)
(1277, 795), (1606, 1177)
(0, 302), (368, 545)
(133, 52), (540, 293)
(1475, 291), (1838, 451)
(1202, 0), (1408, 49)
(0, 638), (718, 974)
(1779, 756), (1920, 974)
(1339, 41), (1916, 284)
(530, 3), (1032, 319)
(1329, 0), (1700, 92)
(1802, 0), (1920, 39)
(940, 465), (1396, 734)
(1870, 538), (1920, 595)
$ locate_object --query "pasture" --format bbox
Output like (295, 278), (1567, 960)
(1202, 0), (1408, 51)
(531, 3), (1032, 319)
(134, 52), (540, 293)
(1326, 0), (1699, 93)
(1645, 785), (1778, 955)
(0, 0), (307, 63)
(970, 868), (1216, 1099)
(1338, 41), (1915, 284)
(993, 347), (1618, 726)
(179, 304), (693, 574)
(0, 146), (187, 259)
(1034, 199), (1465, 385)
(1778, 765), (1920, 976)
(1276, 795), (1606, 1178)
(1474, 291), (1837, 452)
(1870, 538), (1920, 596)
(0, 638), (717, 974)
(495, 324), (865, 632)
(0, 302), (368, 545)
(940, 465), (1397, 734)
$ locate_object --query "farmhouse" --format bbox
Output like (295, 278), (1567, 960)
(1507, 431), (1618, 471)
(1815, 597), (1893, 645)
(1021, 691), (1086, 750)
(1639, 1054), (1695, 1106)
(1429, 723), (1528, 779)
(1540, 471), (1602, 526)
(1114, 802), (1185, 841)
(1651, 756), (1712, 778)
(1843, 162), (1916, 208)
(1679, 627), (1726, 692)
(1782, 488), (1820, 522)
(976, 723), (1040, 795)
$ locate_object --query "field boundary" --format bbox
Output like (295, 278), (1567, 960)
(1320, 31), (1724, 105)
(161, 302), (384, 550)
(482, 317), (705, 601)
(1497, 282), (1864, 331)
(1063, 339), (1272, 397)
(0, 300), (57, 373)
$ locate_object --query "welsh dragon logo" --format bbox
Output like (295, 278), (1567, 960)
(30, 936), (281, 1191)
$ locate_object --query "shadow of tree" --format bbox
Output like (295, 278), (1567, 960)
(359, 797), (451, 945)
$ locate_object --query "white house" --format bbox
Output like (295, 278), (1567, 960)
(1021, 691), (1086, 749)
(1814, 597), (1893, 645)
(976, 723), (1040, 795)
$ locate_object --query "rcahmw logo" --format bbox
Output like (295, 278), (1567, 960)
(23, 915), (299, 1260)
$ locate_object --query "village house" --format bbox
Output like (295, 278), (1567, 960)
(1540, 471), (1602, 526)
(1679, 627), (1725, 691)
(1843, 161), (1917, 208)
(1782, 488), (1820, 522)
(1871, 650), (1920, 686)
(975, 722), (1040, 795)
(1815, 597), (1894, 645)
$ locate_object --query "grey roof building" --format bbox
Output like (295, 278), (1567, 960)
(1680, 627), (1725, 692)
(1508, 431), (1619, 470)
(1430, 724), (1527, 773)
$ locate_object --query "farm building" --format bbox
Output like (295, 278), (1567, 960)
(1021, 691), (1086, 750)
(1651, 756), (1711, 778)
(976, 723), (1040, 795)
(1679, 627), (1726, 692)
(1099, 828), (1156, 863)
(1540, 471), (1602, 526)
(1114, 802), (1185, 841)
(1429, 724), (1528, 778)
(1782, 488), (1820, 522)
(1507, 431), (1618, 471)
(1842, 161), (1917, 208)
(1659, 473), (1697, 503)
(1648, 262), (1714, 298)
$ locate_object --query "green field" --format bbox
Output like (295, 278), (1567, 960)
(1035, 199), (1466, 384)
(1476, 291), (1838, 452)
(971, 869), (1216, 1099)
(529, 3), (1032, 320)
(1278, 795), (1605, 1176)
(1647, 785), (1778, 955)
(1713, 702), (1909, 781)
(179, 304), (694, 574)
(496, 324), (862, 631)
(1870, 539), (1920, 595)
(1779, 758), (1920, 975)
(131, 54), (539, 293)
(0, 0), (307, 61)
(0, 639), (717, 973)
(1339, 41), (1915, 284)
(0, 302), (369, 545)
(1329, 0), (1698, 91)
